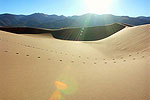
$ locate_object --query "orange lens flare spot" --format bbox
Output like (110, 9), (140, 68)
(49, 90), (62, 100)
(55, 81), (68, 90)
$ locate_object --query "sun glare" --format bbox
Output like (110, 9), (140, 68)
(84, 0), (113, 14)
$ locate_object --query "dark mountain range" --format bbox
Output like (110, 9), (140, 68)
(0, 13), (150, 29)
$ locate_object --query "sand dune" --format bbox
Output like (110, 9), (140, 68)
(0, 23), (126, 41)
(0, 27), (51, 34)
(0, 24), (149, 100)
(51, 23), (126, 41)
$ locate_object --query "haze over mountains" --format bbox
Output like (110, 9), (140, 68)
(0, 13), (150, 29)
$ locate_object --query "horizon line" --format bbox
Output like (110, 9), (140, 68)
(0, 12), (150, 18)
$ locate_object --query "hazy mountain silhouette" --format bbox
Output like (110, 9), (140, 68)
(0, 13), (150, 29)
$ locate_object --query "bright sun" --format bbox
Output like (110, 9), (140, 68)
(84, 0), (113, 14)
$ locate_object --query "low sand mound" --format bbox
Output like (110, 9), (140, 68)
(0, 27), (54, 39)
(0, 24), (149, 100)
(0, 27), (51, 34)
(22, 33), (54, 39)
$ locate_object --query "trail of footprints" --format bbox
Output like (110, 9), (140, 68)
(0, 37), (149, 65)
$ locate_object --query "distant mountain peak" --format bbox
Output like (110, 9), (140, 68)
(31, 13), (47, 15)
(0, 13), (150, 28)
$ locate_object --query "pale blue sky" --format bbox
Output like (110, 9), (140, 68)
(0, 0), (150, 17)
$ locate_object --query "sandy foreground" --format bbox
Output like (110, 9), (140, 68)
(0, 25), (150, 100)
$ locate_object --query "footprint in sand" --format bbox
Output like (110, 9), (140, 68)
(26, 55), (29, 57)
(133, 58), (136, 60)
(48, 58), (51, 60)
(123, 60), (126, 62)
(71, 61), (74, 63)
(121, 57), (123, 59)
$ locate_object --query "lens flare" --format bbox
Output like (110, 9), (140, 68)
(55, 81), (68, 90)
(56, 75), (78, 95)
(49, 75), (78, 100)
(49, 90), (64, 100)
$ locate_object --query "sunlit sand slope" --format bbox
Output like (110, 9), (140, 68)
(0, 24), (149, 100)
